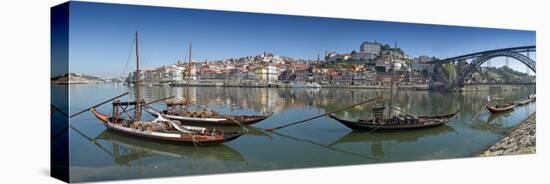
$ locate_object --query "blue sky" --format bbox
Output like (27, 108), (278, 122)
(65, 1), (536, 77)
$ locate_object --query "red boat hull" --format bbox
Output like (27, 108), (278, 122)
(486, 103), (515, 113)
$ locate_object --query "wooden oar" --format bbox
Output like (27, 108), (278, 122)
(270, 131), (379, 161)
(472, 101), (490, 121)
(51, 104), (68, 117)
(68, 125), (126, 166)
(70, 92), (130, 118)
(265, 96), (380, 131)
(228, 118), (274, 139)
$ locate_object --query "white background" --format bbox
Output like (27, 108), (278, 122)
(0, 0), (547, 183)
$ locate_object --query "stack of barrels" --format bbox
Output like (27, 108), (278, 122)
(130, 120), (179, 132)
(182, 109), (219, 118)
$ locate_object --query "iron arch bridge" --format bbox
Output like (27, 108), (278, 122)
(427, 46), (536, 90)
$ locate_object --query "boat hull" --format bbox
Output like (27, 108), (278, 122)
(329, 111), (458, 131)
(91, 108), (242, 145)
(486, 103), (515, 113)
(144, 107), (270, 126)
(104, 122), (242, 145)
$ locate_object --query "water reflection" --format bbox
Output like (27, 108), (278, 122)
(70, 125), (247, 166)
(269, 131), (380, 161)
(129, 86), (534, 121)
(472, 102), (535, 133)
(61, 84), (535, 181)
(329, 125), (456, 146)
(326, 126), (456, 159)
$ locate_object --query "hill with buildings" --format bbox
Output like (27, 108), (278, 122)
(118, 40), (533, 88)
(51, 73), (123, 84)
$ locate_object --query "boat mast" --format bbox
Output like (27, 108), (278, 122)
(186, 42), (192, 105)
(134, 31), (142, 121)
(265, 65), (269, 85)
(387, 42), (397, 119)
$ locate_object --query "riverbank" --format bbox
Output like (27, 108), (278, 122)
(169, 80), (431, 90)
(477, 113), (536, 157)
(461, 84), (535, 92)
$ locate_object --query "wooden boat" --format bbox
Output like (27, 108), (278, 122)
(328, 43), (458, 132)
(329, 111), (458, 131)
(529, 94), (536, 101)
(86, 32), (243, 146)
(486, 103), (515, 113)
(91, 108), (242, 145)
(144, 106), (271, 126)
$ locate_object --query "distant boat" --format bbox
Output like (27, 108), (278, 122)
(290, 81), (321, 88)
(486, 103), (515, 113)
(528, 94), (536, 101)
(486, 97), (515, 113)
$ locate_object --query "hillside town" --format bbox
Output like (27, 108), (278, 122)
(117, 40), (534, 88)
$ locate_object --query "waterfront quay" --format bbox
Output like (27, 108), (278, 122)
(148, 79), (534, 92)
(167, 79), (431, 89)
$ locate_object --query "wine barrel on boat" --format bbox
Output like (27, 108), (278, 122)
(144, 106), (271, 126)
(135, 121), (145, 131)
(160, 121), (174, 130)
(129, 121), (139, 129)
(145, 123), (165, 132)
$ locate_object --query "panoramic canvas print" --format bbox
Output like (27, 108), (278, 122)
(51, 1), (536, 182)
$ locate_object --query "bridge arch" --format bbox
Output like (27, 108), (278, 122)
(455, 50), (535, 87)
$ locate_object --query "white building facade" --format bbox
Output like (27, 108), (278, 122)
(360, 41), (382, 56)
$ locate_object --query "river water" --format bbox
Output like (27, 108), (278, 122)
(52, 84), (535, 182)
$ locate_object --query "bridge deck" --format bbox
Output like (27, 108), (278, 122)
(428, 45), (535, 63)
